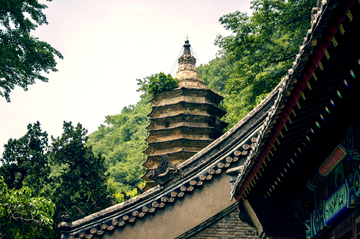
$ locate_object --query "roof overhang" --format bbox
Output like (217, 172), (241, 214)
(231, 0), (359, 201)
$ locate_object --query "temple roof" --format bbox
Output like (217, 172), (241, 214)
(229, 0), (359, 201)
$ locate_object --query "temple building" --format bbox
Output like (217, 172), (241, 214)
(59, 0), (360, 238)
(142, 40), (227, 191)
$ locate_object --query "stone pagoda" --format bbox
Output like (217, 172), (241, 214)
(141, 40), (227, 190)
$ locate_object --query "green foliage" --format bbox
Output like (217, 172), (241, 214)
(136, 72), (179, 98)
(197, 55), (234, 93)
(88, 96), (150, 202)
(0, 0), (63, 102)
(0, 121), (109, 237)
(49, 122), (108, 224)
(200, 0), (316, 128)
(0, 122), (50, 195)
(0, 176), (55, 239)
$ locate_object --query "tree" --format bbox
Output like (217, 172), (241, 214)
(88, 97), (149, 202)
(0, 121), (50, 195)
(213, 0), (316, 127)
(197, 54), (234, 94)
(136, 72), (179, 98)
(49, 122), (108, 226)
(0, 176), (55, 239)
(0, 0), (63, 102)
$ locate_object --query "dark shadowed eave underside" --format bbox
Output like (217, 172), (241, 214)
(231, 0), (358, 201)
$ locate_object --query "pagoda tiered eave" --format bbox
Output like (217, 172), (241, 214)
(146, 101), (226, 119)
(149, 87), (224, 106)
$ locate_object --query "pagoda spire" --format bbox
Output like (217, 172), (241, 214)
(182, 39), (191, 55)
(175, 40), (206, 88)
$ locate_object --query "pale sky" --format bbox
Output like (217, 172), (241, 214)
(0, 0), (251, 155)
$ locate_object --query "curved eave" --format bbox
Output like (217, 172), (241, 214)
(149, 87), (224, 106)
(144, 126), (222, 142)
(145, 113), (228, 131)
(142, 138), (213, 155)
(60, 106), (263, 239)
(232, 0), (356, 201)
(148, 138), (213, 149)
(147, 101), (226, 118)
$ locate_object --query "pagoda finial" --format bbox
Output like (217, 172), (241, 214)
(183, 37), (191, 55)
(175, 38), (201, 84)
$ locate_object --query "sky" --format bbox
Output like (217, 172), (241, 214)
(0, 0), (252, 155)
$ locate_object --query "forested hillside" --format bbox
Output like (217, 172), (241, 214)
(199, 0), (316, 128)
(0, 0), (316, 237)
(87, 95), (150, 202)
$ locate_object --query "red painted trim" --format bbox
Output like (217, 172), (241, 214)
(235, 0), (354, 201)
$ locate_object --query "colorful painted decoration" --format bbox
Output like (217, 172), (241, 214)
(346, 10), (353, 21)
(324, 183), (347, 224)
(339, 24), (345, 35)
(305, 220), (311, 239)
(330, 99), (336, 107)
(297, 101), (301, 109)
(311, 165), (360, 237)
(307, 82), (312, 90)
(320, 114), (325, 122)
(284, 124), (288, 131)
(319, 145), (347, 177)
(331, 37), (338, 47)
(325, 107), (330, 114)
(350, 70), (356, 79)
(346, 165), (360, 206)
(312, 72), (318, 81)
(301, 92), (306, 101)
(337, 90), (342, 98)
(324, 50), (330, 60)
(310, 202), (327, 236)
